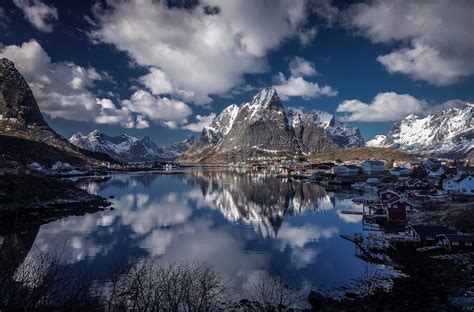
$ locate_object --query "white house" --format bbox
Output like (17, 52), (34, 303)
(443, 175), (474, 196)
(428, 167), (445, 178)
(389, 167), (411, 176)
(361, 160), (385, 174)
(332, 165), (360, 176)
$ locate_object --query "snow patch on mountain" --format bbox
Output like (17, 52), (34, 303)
(366, 135), (386, 147)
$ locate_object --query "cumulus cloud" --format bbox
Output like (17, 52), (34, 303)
(336, 92), (469, 122)
(346, 0), (474, 85)
(13, 0), (58, 32)
(377, 42), (468, 86)
(122, 90), (192, 127)
(90, 0), (317, 102)
(0, 40), (189, 129)
(289, 56), (318, 77)
(273, 73), (337, 100)
(182, 113), (216, 132)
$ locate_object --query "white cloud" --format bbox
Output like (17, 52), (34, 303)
(122, 89), (192, 126)
(346, 0), (474, 85)
(377, 42), (468, 86)
(138, 67), (173, 95)
(336, 92), (468, 122)
(273, 73), (337, 100)
(289, 56), (317, 77)
(13, 0), (58, 32)
(182, 113), (216, 132)
(90, 0), (315, 102)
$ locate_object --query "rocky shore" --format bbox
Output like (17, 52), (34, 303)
(307, 246), (474, 311)
(0, 173), (111, 234)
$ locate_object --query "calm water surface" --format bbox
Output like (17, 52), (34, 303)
(27, 168), (391, 295)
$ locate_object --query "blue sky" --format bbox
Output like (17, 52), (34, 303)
(1, 0), (473, 145)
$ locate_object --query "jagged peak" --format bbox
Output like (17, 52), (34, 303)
(249, 87), (281, 109)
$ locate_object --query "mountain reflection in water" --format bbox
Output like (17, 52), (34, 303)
(19, 169), (385, 293)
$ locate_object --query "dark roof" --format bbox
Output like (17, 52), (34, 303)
(408, 225), (456, 237)
(437, 234), (474, 242)
(345, 165), (361, 170)
(379, 189), (399, 195)
(388, 197), (414, 206)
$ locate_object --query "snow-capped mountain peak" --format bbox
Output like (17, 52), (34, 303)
(368, 103), (473, 157)
(69, 130), (195, 162)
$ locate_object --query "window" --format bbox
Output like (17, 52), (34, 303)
(466, 242), (472, 246)
(427, 236), (434, 241)
(393, 204), (398, 208)
(452, 241), (459, 246)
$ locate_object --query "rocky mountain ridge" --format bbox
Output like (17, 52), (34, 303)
(181, 87), (365, 163)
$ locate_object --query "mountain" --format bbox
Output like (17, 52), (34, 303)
(287, 109), (365, 149)
(70, 131), (195, 162)
(0, 58), (115, 166)
(367, 104), (473, 158)
(181, 87), (364, 163)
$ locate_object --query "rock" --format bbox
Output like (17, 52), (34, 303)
(307, 290), (327, 309)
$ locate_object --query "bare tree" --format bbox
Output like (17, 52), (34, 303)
(105, 259), (229, 311)
(246, 267), (306, 311)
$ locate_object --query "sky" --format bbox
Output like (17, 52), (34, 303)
(1, 0), (473, 145)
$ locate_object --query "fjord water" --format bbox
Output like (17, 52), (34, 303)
(28, 169), (386, 294)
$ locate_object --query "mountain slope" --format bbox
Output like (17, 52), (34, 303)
(0, 58), (115, 166)
(70, 131), (195, 162)
(367, 104), (473, 158)
(181, 87), (364, 163)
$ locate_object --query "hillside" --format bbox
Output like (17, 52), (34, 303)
(308, 147), (416, 163)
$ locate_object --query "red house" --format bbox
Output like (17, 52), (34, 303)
(386, 207), (407, 222)
(379, 190), (401, 202)
(387, 197), (416, 212)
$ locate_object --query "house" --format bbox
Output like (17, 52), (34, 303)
(389, 167), (411, 176)
(332, 165), (360, 176)
(428, 167), (445, 178)
(361, 160), (385, 174)
(405, 225), (456, 245)
(379, 189), (400, 202)
(386, 197), (416, 212)
(437, 234), (474, 252)
(443, 174), (474, 196)
(457, 166), (474, 176)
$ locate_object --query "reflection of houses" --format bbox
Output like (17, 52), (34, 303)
(405, 225), (456, 245)
(361, 160), (385, 174)
(332, 165), (360, 176)
(437, 234), (474, 252)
